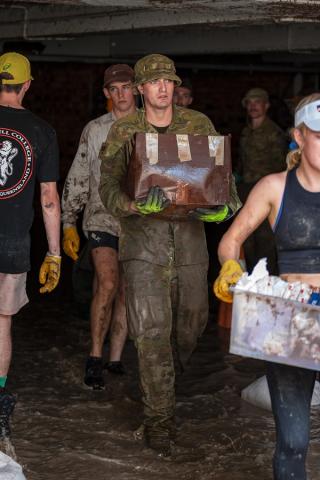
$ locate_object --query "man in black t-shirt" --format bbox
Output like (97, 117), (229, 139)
(0, 52), (61, 440)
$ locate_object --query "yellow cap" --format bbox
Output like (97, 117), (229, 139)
(0, 52), (33, 84)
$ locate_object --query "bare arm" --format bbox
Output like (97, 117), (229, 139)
(40, 182), (61, 255)
(218, 174), (281, 264)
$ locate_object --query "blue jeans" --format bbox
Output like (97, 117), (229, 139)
(266, 362), (316, 480)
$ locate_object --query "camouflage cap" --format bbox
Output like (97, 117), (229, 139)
(134, 54), (181, 86)
(242, 88), (269, 107)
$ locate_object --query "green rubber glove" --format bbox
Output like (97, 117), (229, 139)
(188, 205), (230, 223)
(135, 186), (170, 215)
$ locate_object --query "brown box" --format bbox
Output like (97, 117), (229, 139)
(125, 132), (232, 219)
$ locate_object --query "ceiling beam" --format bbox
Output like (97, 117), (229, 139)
(3, 23), (320, 59)
(0, 4), (278, 39)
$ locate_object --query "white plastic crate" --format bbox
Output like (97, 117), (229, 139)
(230, 288), (320, 371)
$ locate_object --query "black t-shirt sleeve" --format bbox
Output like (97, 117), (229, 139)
(37, 129), (59, 183)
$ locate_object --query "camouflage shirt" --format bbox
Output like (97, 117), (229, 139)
(240, 116), (288, 184)
(62, 111), (120, 237)
(99, 106), (241, 266)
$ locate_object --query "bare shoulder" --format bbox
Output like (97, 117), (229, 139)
(248, 171), (287, 226)
(253, 171), (287, 200)
(224, 171), (288, 243)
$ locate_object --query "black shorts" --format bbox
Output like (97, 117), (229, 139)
(87, 231), (119, 252)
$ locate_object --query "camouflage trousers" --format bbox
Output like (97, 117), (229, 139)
(122, 259), (208, 429)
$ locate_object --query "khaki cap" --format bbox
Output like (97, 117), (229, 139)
(134, 53), (181, 86)
(242, 88), (269, 107)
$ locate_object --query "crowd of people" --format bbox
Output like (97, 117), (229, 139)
(0, 49), (318, 478)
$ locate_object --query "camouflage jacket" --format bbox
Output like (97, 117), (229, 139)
(99, 106), (241, 266)
(62, 112), (120, 237)
(239, 116), (288, 184)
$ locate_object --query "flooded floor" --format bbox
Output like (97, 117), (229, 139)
(5, 298), (320, 479)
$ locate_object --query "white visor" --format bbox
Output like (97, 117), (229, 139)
(295, 100), (320, 131)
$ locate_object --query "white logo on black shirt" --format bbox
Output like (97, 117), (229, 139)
(0, 140), (18, 186)
(0, 128), (33, 199)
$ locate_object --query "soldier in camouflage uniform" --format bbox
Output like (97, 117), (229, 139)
(99, 54), (241, 456)
(238, 88), (288, 274)
(62, 65), (136, 390)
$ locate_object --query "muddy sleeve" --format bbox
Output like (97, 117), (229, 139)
(61, 125), (90, 227)
(201, 117), (242, 216)
(193, 114), (218, 136)
(99, 123), (133, 218)
(227, 174), (242, 216)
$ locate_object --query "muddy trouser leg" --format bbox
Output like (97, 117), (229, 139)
(174, 263), (209, 371)
(123, 260), (175, 432)
(266, 362), (316, 480)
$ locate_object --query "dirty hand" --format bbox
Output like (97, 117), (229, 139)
(188, 205), (230, 223)
(62, 226), (80, 261)
(213, 259), (243, 303)
(135, 186), (170, 215)
(39, 254), (61, 293)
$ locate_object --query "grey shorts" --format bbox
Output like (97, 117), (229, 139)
(0, 272), (28, 315)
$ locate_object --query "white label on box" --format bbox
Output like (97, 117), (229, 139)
(146, 133), (159, 165)
(208, 136), (224, 166)
(176, 134), (192, 162)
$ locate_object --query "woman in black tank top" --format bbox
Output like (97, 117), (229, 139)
(214, 92), (320, 480)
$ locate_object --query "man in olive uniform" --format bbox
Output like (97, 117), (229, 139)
(238, 87), (287, 274)
(99, 54), (241, 456)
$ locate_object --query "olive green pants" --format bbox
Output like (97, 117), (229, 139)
(122, 260), (208, 428)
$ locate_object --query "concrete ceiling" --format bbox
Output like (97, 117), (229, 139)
(1, 0), (320, 36)
(1, 1), (320, 64)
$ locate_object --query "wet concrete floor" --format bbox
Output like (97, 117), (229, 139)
(4, 298), (320, 479)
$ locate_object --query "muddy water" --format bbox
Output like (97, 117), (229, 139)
(4, 299), (320, 479)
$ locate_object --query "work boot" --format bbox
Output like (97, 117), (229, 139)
(145, 425), (172, 457)
(104, 361), (126, 375)
(145, 418), (176, 457)
(0, 388), (16, 438)
(84, 356), (105, 390)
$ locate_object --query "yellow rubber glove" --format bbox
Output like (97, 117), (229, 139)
(39, 254), (61, 293)
(213, 259), (244, 304)
(63, 226), (80, 261)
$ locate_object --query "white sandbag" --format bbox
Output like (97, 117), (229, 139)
(0, 451), (26, 480)
(241, 376), (320, 412)
(241, 375), (272, 411)
(311, 380), (320, 405)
